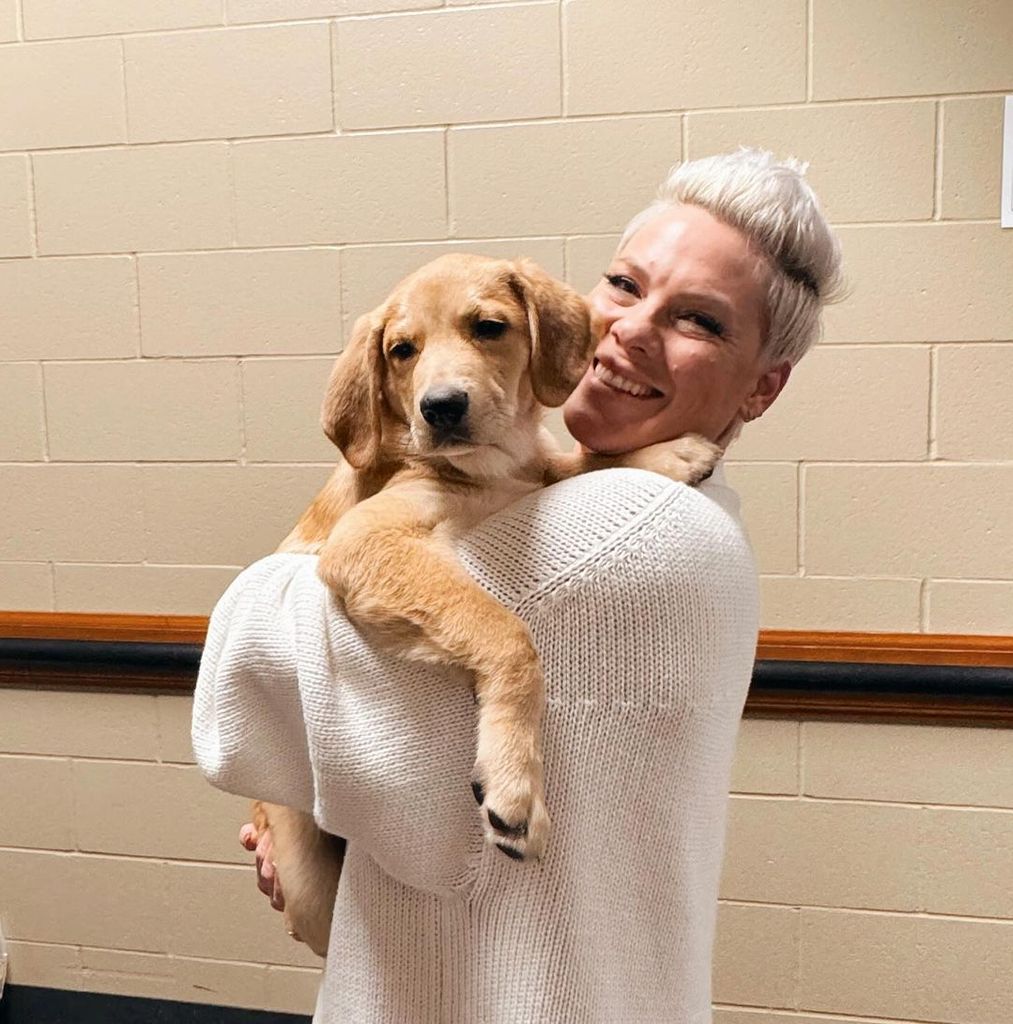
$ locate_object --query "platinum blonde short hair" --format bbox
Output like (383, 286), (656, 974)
(618, 148), (845, 367)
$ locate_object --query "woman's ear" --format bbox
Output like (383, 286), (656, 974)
(740, 360), (791, 423)
(509, 258), (595, 407)
(320, 310), (386, 469)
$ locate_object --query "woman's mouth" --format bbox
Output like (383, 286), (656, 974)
(592, 359), (663, 399)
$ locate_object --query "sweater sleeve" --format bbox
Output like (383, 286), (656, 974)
(192, 465), (757, 896)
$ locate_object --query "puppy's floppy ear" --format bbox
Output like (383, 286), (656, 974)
(509, 258), (594, 407)
(320, 310), (385, 469)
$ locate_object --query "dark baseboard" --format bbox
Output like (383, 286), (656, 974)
(2, 628), (1012, 723)
(0, 985), (311, 1024)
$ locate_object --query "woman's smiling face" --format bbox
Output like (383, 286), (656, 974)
(562, 203), (790, 454)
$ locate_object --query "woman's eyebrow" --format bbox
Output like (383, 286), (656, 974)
(611, 256), (640, 274)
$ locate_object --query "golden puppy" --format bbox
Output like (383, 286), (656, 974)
(255, 253), (719, 956)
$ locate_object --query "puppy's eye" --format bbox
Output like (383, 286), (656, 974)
(474, 319), (507, 341)
(389, 341), (416, 360)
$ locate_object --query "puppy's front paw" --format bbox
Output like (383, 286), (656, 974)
(471, 739), (550, 863)
(631, 434), (722, 486)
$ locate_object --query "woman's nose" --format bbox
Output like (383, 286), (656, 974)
(610, 307), (657, 355)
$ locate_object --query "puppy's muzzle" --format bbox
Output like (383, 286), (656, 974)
(420, 388), (470, 436)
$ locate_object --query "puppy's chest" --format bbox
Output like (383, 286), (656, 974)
(432, 476), (541, 543)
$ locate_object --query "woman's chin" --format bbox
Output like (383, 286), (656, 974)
(563, 394), (636, 455)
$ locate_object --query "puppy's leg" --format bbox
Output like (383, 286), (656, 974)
(547, 433), (722, 487)
(319, 504), (550, 861)
(257, 802), (345, 958)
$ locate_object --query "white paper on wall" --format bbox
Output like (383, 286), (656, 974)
(1002, 96), (1013, 228)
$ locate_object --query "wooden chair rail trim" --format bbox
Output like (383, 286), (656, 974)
(756, 630), (1013, 667)
(1, 614), (1011, 667)
(0, 611), (208, 644)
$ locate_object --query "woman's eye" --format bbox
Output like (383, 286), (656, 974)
(603, 272), (639, 297)
(474, 319), (507, 340)
(389, 341), (416, 360)
(678, 312), (725, 337)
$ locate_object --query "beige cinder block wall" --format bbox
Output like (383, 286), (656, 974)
(0, 689), (324, 1013)
(1, 0), (1011, 1019)
(3, 691), (1012, 1020)
(2, 0), (1012, 632)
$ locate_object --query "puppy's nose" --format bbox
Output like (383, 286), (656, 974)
(420, 388), (469, 430)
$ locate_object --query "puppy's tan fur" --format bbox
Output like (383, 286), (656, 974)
(255, 253), (719, 956)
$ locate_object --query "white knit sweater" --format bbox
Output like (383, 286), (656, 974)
(193, 464), (758, 1024)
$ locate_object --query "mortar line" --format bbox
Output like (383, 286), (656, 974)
(22, 94), (1012, 153)
(132, 255), (142, 357)
(715, 898), (1013, 925)
(557, 0), (565, 117)
(25, 153), (38, 256)
(805, 0), (813, 102)
(8, 935), (321, 972)
(796, 460), (805, 574)
(225, 142), (238, 248)
(927, 344), (938, 460)
(442, 128), (451, 236)
(42, 559), (244, 569)
(795, 720), (804, 797)
(0, 458), (336, 467)
(119, 37), (130, 143)
(933, 100), (943, 220)
(37, 348), (51, 464)
(236, 358), (248, 466)
(759, 571), (927, 582)
(22, 219), (993, 262)
(0, 843), (265, 869)
(328, 17), (339, 133)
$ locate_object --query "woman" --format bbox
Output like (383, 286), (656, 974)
(194, 148), (844, 1023)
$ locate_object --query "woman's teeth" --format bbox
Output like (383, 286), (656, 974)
(593, 360), (659, 398)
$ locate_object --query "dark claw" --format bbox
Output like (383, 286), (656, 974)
(471, 780), (485, 806)
(487, 808), (527, 838)
(496, 842), (524, 861)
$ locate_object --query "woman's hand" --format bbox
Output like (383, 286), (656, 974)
(239, 822), (285, 911)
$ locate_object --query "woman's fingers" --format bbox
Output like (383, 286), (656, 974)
(270, 881), (286, 912)
(256, 828), (274, 866)
(253, 828), (285, 910)
(255, 850), (274, 898)
(241, 822), (285, 911)
(239, 823), (259, 851)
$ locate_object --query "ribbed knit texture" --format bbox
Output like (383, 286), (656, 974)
(193, 464), (758, 1024)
